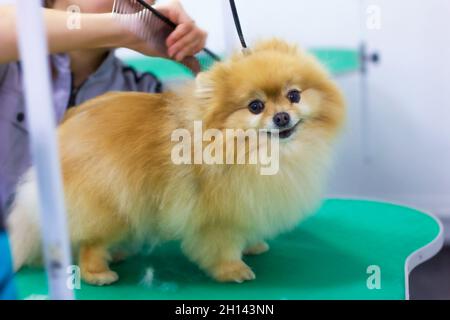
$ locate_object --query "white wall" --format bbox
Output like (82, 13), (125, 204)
(178, 0), (361, 52)
(350, 0), (450, 219)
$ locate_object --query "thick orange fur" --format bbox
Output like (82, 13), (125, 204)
(10, 39), (345, 284)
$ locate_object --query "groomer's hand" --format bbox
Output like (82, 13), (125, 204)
(156, 0), (208, 61)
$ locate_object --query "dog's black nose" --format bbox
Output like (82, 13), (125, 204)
(273, 112), (291, 128)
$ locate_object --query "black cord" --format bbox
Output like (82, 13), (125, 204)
(135, 0), (221, 62)
(229, 0), (247, 49)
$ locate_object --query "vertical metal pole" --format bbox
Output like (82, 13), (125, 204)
(15, 0), (73, 300)
(360, 42), (372, 164)
(359, 0), (372, 165)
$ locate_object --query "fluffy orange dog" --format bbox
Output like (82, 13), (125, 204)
(9, 39), (345, 285)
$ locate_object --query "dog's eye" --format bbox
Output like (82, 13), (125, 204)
(287, 89), (301, 103)
(248, 100), (265, 114)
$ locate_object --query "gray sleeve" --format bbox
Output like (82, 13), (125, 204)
(0, 64), (10, 87)
(121, 66), (163, 93)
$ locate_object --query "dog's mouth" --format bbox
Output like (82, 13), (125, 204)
(269, 119), (304, 139)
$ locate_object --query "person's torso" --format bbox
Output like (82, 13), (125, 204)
(0, 52), (162, 215)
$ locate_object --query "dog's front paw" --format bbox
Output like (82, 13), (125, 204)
(212, 261), (255, 283)
(82, 270), (119, 286)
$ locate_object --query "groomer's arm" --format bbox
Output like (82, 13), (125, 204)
(0, 5), (159, 64)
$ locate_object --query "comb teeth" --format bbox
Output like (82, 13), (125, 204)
(113, 0), (173, 55)
(112, 0), (220, 74)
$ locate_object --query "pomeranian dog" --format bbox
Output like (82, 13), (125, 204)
(9, 39), (345, 285)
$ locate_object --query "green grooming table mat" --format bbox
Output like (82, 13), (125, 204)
(124, 48), (360, 81)
(15, 199), (442, 300)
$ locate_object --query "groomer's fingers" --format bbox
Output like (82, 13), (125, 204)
(169, 30), (202, 60)
(166, 22), (194, 49)
(169, 28), (197, 54)
(194, 36), (206, 53)
(175, 39), (202, 61)
(170, 28), (207, 59)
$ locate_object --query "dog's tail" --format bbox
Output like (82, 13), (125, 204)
(7, 169), (42, 271)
